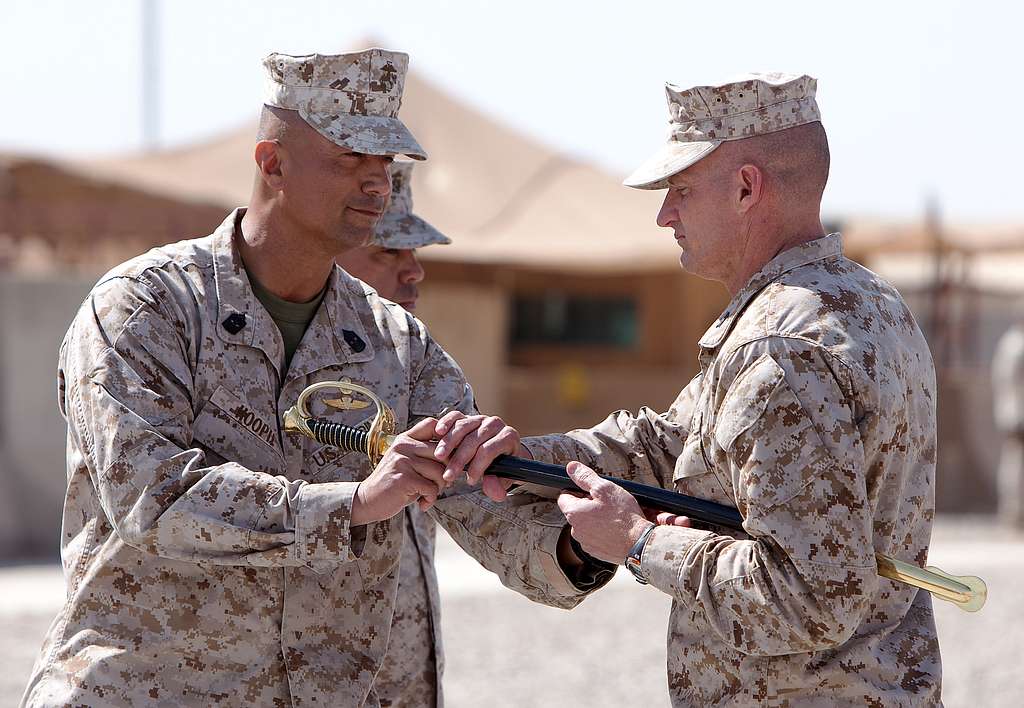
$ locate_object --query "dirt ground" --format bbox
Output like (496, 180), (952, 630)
(3, 515), (1021, 707)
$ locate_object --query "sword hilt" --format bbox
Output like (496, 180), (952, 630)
(282, 380), (396, 465)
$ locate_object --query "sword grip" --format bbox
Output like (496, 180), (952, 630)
(306, 418), (370, 454)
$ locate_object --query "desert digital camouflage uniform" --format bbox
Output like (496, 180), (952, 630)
(525, 234), (942, 705)
(22, 48), (595, 708)
(369, 160), (450, 708)
(528, 73), (942, 705)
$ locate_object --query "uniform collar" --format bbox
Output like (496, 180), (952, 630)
(698, 233), (843, 351)
(212, 208), (375, 382)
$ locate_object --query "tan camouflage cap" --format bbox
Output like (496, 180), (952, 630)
(262, 48), (426, 160)
(624, 72), (820, 189)
(372, 161), (450, 248)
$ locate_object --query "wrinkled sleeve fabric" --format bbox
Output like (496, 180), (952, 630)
(520, 377), (699, 487)
(640, 342), (878, 656)
(406, 322), (609, 608)
(66, 276), (362, 571)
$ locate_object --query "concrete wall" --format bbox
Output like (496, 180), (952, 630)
(0, 274), (95, 558)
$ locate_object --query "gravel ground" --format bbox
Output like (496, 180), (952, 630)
(3, 516), (1021, 707)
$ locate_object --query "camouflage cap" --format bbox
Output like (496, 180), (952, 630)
(262, 48), (426, 160)
(624, 72), (820, 189)
(372, 161), (450, 248)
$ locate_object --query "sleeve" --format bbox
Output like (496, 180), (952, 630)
(638, 346), (878, 655)
(65, 277), (364, 572)
(520, 376), (700, 488)
(405, 324), (612, 608)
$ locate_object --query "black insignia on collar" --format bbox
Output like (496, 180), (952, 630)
(342, 329), (366, 353)
(222, 312), (247, 334)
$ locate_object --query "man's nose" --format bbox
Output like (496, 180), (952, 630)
(656, 192), (677, 228)
(362, 155), (393, 198)
(400, 250), (425, 284)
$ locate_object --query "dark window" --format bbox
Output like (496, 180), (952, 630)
(511, 293), (638, 347)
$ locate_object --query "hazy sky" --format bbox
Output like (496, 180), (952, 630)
(4, 0), (1018, 222)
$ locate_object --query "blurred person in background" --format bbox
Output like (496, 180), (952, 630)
(21, 49), (602, 707)
(336, 160), (452, 707)
(993, 322), (1024, 529)
(435, 73), (943, 705)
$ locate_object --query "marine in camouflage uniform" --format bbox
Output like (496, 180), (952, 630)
(21, 50), (599, 707)
(518, 75), (943, 705)
(337, 160), (451, 707)
(993, 323), (1024, 529)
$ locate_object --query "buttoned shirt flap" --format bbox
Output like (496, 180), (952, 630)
(712, 353), (817, 513)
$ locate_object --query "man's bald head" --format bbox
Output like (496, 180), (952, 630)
(257, 105), (310, 146)
(716, 121), (830, 206)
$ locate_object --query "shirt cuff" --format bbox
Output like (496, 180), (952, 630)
(641, 524), (713, 599)
(295, 481), (373, 571)
(532, 518), (615, 597)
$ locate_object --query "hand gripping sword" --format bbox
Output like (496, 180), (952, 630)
(283, 380), (987, 612)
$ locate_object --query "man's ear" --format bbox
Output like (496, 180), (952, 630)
(254, 140), (284, 190)
(736, 163), (765, 214)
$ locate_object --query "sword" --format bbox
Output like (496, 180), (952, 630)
(283, 380), (987, 612)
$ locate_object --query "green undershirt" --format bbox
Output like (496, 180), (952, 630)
(246, 267), (327, 373)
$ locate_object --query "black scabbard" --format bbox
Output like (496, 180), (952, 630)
(486, 454), (745, 531)
(299, 416), (745, 531)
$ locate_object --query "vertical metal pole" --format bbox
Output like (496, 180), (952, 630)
(141, 0), (159, 151)
(926, 195), (949, 367)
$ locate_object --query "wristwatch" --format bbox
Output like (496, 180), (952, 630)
(624, 522), (657, 584)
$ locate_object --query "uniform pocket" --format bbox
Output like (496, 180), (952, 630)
(711, 354), (820, 512)
(192, 385), (283, 472)
(712, 354), (784, 453)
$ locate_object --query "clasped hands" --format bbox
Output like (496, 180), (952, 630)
(350, 411), (691, 566)
(350, 412), (519, 527)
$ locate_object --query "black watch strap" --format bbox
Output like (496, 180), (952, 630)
(566, 535), (617, 590)
(625, 523), (657, 584)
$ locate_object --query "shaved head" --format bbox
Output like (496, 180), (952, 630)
(256, 104), (308, 144)
(716, 121), (830, 205)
